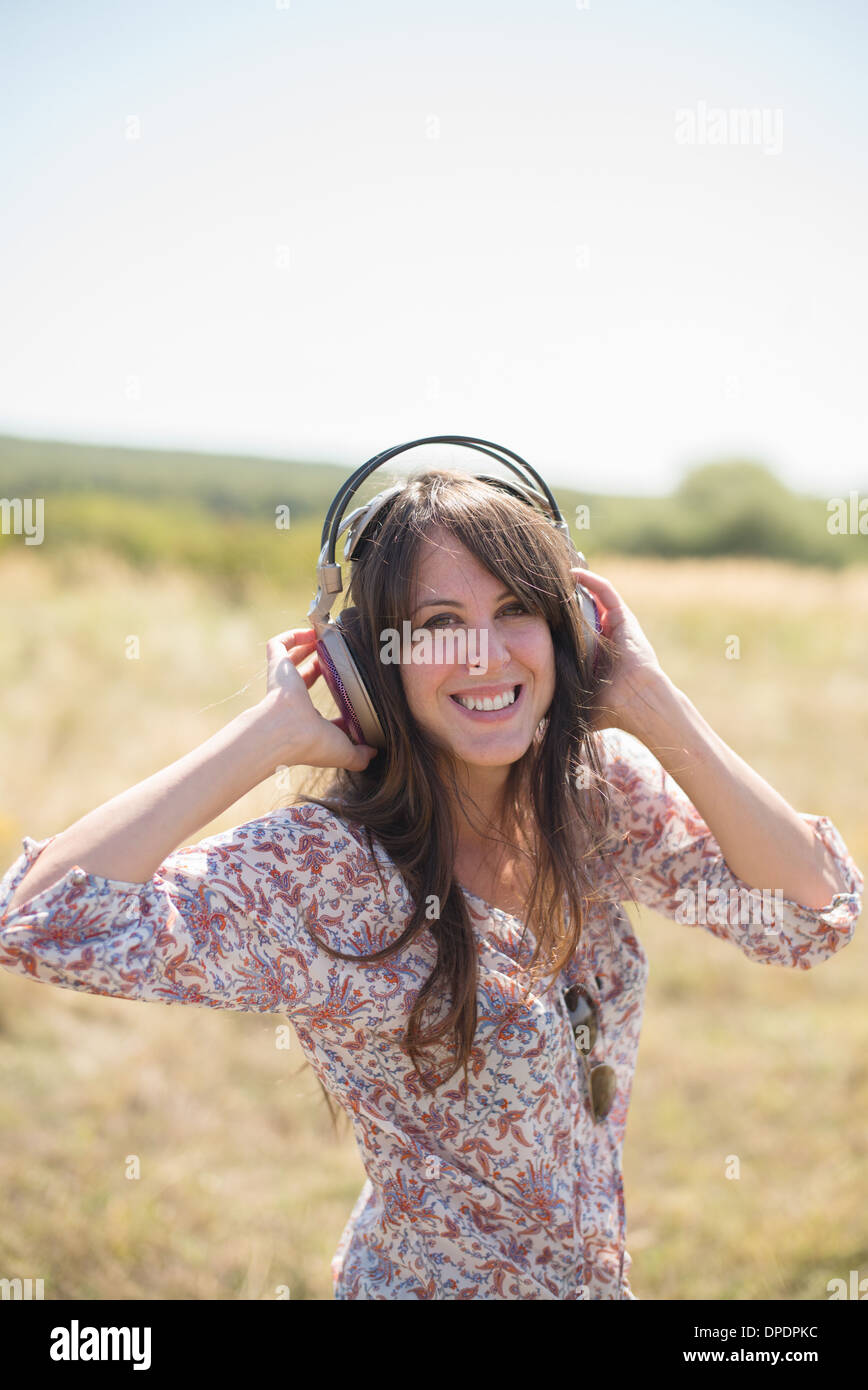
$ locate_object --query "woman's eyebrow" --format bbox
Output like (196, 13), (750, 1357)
(411, 588), (515, 616)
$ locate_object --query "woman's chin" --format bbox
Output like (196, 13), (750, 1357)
(439, 730), (532, 767)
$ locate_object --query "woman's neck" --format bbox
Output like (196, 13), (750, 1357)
(448, 765), (536, 865)
(446, 764), (509, 846)
(442, 762), (537, 915)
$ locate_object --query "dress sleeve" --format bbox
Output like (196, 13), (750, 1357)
(0, 804), (350, 1013)
(595, 727), (863, 968)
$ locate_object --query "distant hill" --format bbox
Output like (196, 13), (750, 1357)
(0, 433), (864, 580)
(0, 433), (349, 520)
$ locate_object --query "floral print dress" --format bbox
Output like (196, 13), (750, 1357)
(0, 729), (862, 1299)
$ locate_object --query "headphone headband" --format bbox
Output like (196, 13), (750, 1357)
(320, 434), (570, 563)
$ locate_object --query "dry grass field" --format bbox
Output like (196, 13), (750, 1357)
(1, 545), (865, 1300)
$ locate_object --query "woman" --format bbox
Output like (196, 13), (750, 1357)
(0, 468), (862, 1300)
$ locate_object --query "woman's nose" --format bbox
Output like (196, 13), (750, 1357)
(471, 621), (509, 670)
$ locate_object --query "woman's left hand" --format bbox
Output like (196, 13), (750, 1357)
(572, 566), (669, 733)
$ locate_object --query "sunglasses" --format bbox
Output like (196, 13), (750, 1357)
(563, 983), (616, 1123)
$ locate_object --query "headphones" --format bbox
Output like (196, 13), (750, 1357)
(307, 434), (601, 750)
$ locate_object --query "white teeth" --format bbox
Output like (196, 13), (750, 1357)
(454, 687), (517, 712)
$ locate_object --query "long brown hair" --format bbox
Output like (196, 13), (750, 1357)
(282, 468), (627, 1120)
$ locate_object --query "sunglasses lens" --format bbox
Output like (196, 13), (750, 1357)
(591, 1065), (617, 1121)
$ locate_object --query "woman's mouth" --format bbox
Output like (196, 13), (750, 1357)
(448, 683), (524, 720)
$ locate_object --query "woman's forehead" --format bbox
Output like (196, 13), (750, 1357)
(414, 525), (466, 565)
(411, 528), (497, 588)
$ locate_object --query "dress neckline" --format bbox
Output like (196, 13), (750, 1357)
(458, 883), (526, 927)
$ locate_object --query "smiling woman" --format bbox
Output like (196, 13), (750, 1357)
(293, 470), (619, 1084)
(398, 524), (557, 772)
(0, 464), (861, 1304)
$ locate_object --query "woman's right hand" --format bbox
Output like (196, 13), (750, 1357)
(260, 627), (379, 772)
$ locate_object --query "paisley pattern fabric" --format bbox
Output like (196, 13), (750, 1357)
(0, 729), (862, 1299)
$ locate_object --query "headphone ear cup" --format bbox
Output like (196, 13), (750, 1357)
(575, 582), (601, 673)
(316, 611), (385, 750)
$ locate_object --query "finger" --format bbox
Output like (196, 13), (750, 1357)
(268, 635), (318, 666)
(328, 714), (378, 758)
(267, 643), (320, 693)
(571, 566), (611, 589)
(268, 628), (318, 653)
(295, 650), (322, 688)
(270, 646), (320, 689)
(571, 567), (621, 609)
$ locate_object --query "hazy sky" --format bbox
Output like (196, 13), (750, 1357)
(2, 0), (866, 495)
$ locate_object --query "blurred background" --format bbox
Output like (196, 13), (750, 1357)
(0, 0), (866, 1301)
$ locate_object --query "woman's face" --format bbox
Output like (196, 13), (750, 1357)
(399, 527), (556, 768)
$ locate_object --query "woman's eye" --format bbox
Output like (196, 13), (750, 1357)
(422, 604), (528, 628)
(423, 613), (459, 628)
